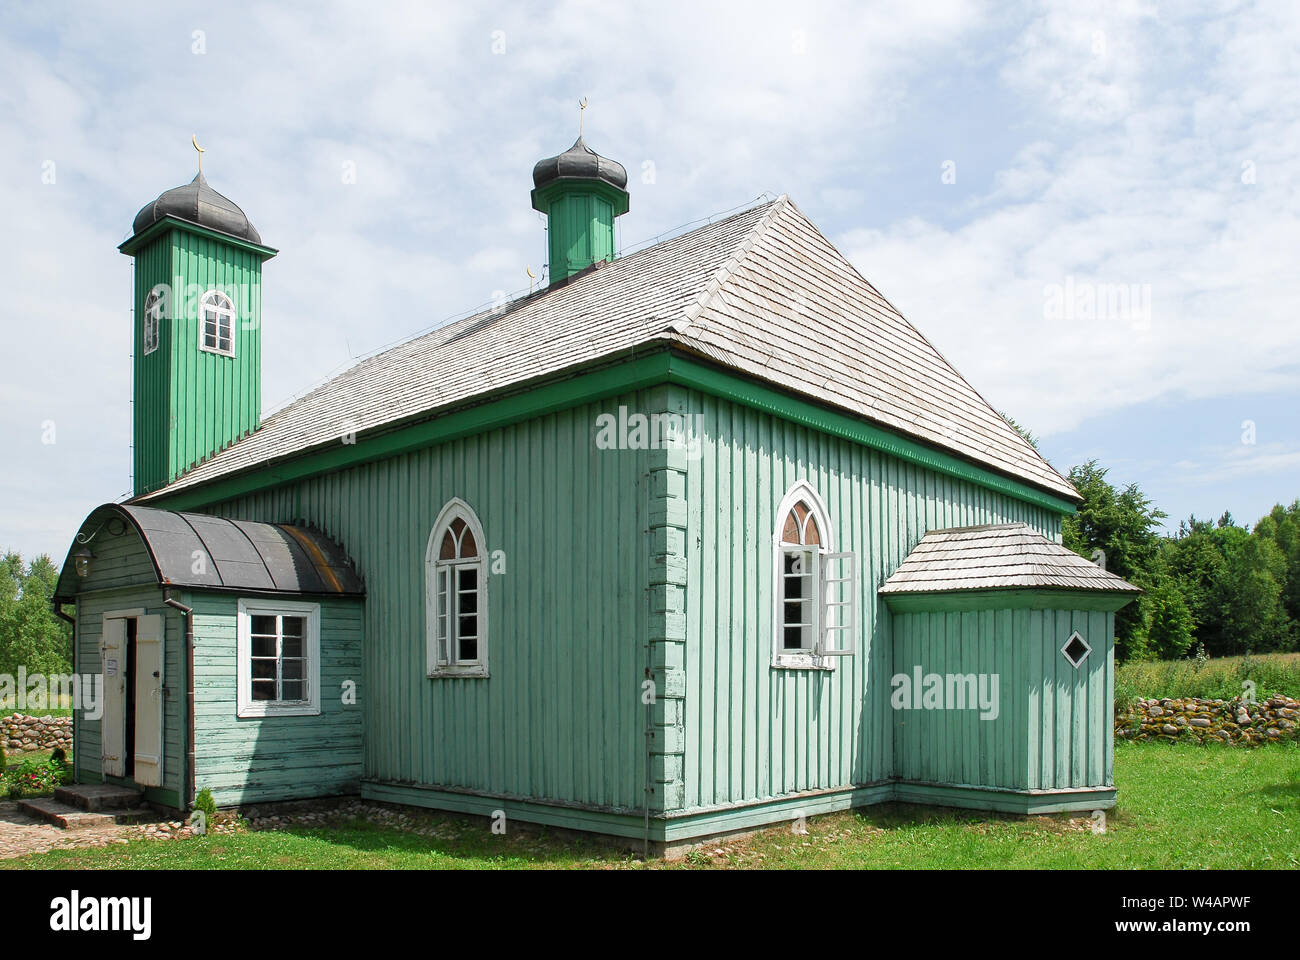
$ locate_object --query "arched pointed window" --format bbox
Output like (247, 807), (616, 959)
(426, 499), (489, 677)
(772, 481), (857, 667)
(199, 290), (235, 357)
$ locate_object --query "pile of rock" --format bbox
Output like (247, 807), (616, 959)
(2, 713), (73, 753)
(1116, 695), (1299, 744)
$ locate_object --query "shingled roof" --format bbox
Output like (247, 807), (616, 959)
(138, 197), (1078, 503)
(879, 523), (1140, 595)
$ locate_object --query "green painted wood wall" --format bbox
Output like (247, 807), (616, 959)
(677, 388), (1065, 812)
(203, 390), (664, 815)
(131, 225), (264, 496)
(890, 607), (1113, 792)
(544, 190), (617, 282)
(187, 591), (364, 807)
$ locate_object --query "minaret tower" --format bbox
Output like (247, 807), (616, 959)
(531, 122), (630, 284)
(119, 142), (276, 496)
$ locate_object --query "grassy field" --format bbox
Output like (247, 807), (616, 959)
(1116, 651), (1300, 703)
(6, 740), (1297, 870)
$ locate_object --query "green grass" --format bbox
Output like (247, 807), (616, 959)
(1116, 651), (1300, 703)
(6, 741), (1298, 869)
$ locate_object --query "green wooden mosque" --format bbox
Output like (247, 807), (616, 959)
(53, 129), (1138, 853)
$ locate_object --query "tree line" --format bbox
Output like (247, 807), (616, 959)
(1062, 461), (1298, 662)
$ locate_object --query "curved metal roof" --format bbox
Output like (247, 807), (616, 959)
(54, 503), (363, 601)
(532, 136), (628, 192)
(131, 171), (262, 245)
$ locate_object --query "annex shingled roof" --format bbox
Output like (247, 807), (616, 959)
(879, 522), (1140, 595)
(136, 197), (1079, 504)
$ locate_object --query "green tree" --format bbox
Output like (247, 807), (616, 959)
(1214, 533), (1293, 654)
(1000, 412), (1038, 450)
(1254, 500), (1300, 625)
(1161, 517), (1228, 652)
(1137, 579), (1197, 660)
(0, 552), (72, 683)
(1062, 460), (1165, 658)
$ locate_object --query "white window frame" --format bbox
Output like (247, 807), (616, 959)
(142, 288), (163, 356)
(425, 498), (489, 678)
(199, 289), (236, 357)
(771, 480), (857, 669)
(236, 598), (321, 718)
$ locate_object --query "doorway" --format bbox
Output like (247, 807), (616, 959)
(124, 617), (137, 780)
(99, 610), (164, 788)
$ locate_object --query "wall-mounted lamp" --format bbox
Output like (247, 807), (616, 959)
(73, 546), (94, 579)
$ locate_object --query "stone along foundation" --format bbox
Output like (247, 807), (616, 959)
(3, 714), (73, 754)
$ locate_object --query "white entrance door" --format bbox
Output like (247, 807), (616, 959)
(100, 616), (127, 778)
(133, 614), (164, 787)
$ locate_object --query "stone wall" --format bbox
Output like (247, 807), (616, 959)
(2, 713), (73, 754)
(1116, 696), (1299, 744)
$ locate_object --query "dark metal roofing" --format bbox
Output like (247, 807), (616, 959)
(130, 171), (262, 244)
(879, 523), (1140, 595)
(532, 136), (628, 192)
(54, 503), (363, 601)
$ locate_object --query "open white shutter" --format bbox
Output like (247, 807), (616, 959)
(133, 614), (164, 787)
(100, 617), (127, 778)
(817, 552), (857, 657)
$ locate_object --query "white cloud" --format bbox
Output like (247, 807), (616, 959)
(1, 0), (1297, 560)
(839, 0), (1300, 437)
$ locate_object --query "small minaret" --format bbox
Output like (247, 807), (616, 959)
(119, 143), (276, 496)
(531, 130), (629, 283)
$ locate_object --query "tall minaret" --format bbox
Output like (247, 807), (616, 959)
(119, 147), (276, 496)
(531, 132), (629, 284)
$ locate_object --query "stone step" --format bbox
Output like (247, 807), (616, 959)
(17, 797), (155, 829)
(54, 783), (144, 811)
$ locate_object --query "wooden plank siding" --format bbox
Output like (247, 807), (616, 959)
(678, 388), (1064, 812)
(189, 592), (364, 806)
(131, 226), (264, 496)
(202, 391), (660, 815)
(891, 606), (1114, 793)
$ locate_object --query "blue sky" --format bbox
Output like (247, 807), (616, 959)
(2, 0), (1298, 561)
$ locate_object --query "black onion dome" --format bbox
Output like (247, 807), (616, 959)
(532, 136), (628, 192)
(131, 171), (262, 244)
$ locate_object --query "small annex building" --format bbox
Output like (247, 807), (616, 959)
(53, 131), (1137, 851)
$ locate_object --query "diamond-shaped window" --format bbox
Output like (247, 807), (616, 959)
(1061, 631), (1092, 668)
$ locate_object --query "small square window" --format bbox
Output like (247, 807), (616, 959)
(1062, 631), (1092, 668)
(238, 600), (321, 717)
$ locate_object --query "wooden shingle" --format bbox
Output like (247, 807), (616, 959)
(879, 523), (1141, 594)
(139, 197), (1079, 503)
